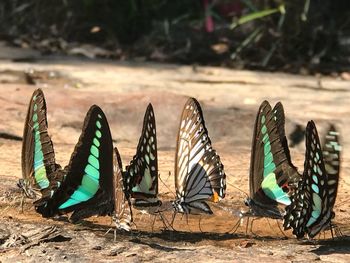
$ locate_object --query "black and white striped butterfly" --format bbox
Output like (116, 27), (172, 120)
(243, 101), (300, 220)
(19, 89), (64, 209)
(112, 147), (132, 231)
(283, 121), (339, 238)
(171, 98), (226, 215)
(36, 105), (115, 223)
(124, 104), (162, 213)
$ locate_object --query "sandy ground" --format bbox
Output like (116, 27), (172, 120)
(0, 56), (350, 262)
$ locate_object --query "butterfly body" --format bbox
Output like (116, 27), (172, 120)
(172, 98), (226, 215)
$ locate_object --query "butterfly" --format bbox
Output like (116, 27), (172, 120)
(243, 101), (300, 220)
(112, 147), (132, 231)
(124, 103), (162, 213)
(19, 88), (64, 208)
(283, 121), (340, 238)
(35, 105), (115, 223)
(171, 98), (226, 215)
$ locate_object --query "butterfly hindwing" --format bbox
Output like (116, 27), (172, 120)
(284, 121), (332, 238)
(113, 147), (132, 231)
(322, 124), (341, 211)
(173, 98), (226, 214)
(125, 103), (160, 207)
(21, 88), (62, 199)
(36, 105), (114, 222)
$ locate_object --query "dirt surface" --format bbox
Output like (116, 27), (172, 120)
(0, 55), (350, 262)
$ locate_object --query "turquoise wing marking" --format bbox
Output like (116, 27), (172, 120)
(260, 113), (290, 204)
(261, 173), (291, 205)
(32, 96), (50, 189)
(306, 155), (323, 227)
(59, 116), (102, 209)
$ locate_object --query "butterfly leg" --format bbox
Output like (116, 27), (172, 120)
(245, 217), (250, 235)
(198, 216), (204, 233)
(226, 218), (241, 234)
(158, 212), (170, 231)
(336, 226), (343, 237)
(249, 218), (258, 236)
(275, 220), (287, 238)
(170, 212), (177, 231)
(20, 194), (25, 213)
(151, 214), (157, 232)
(185, 213), (192, 233)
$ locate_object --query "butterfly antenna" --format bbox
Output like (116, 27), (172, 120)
(158, 173), (175, 198)
(227, 181), (249, 199)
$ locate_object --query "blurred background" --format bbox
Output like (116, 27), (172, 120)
(1, 0), (349, 75)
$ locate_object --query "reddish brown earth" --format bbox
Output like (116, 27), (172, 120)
(0, 51), (350, 262)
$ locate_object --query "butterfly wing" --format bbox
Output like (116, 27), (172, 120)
(125, 103), (160, 208)
(113, 147), (132, 231)
(174, 98), (226, 214)
(272, 102), (298, 171)
(284, 121), (331, 238)
(322, 124), (341, 211)
(250, 101), (298, 208)
(36, 105), (114, 222)
(21, 88), (62, 198)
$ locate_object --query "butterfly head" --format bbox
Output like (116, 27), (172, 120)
(171, 199), (185, 213)
(244, 197), (252, 207)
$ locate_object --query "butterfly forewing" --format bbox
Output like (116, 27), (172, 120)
(21, 88), (61, 197)
(113, 147), (132, 231)
(36, 105), (114, 222)
(322, 124), (341, 211)
(174, 98), (226, 210)
(125, 104), (159, 206)
(272, 102), (296, 170)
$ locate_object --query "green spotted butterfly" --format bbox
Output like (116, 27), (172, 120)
(124, 103), (162, 212)
(243, 101), (300, 220)
(19, 88), (64, 207)
(35, 105), (114, 222)
(283, 121), (341, 238)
